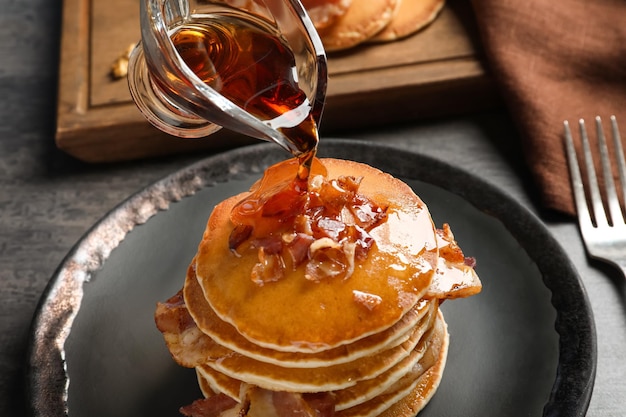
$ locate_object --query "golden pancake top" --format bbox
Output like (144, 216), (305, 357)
(195, 158), (438, 352)
(184, 263), (434, 367)
(301, 0), (353, 29)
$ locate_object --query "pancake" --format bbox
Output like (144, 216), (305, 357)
(336, 310), (448, 417)
(191, 307), (447, 417)
(185, 261), (434, 367)
(369, 0), (445, 42)
(197, 365), (242, 401)
(301, 0), (353, 29)
(192, 303), (438, 410)
(317, 0), (399, 51)
(333, 307), (437, 411)
(195, 158), (439, 353)
(203, 305), (432, 392)
(158, 282), (437, 394)
(155, 157), (481, 417)
(190, 302), (438, 404)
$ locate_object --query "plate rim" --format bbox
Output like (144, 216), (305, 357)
(26, 139), (597, 417)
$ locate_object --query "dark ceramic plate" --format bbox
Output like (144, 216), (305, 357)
(27, 140), (596, 417)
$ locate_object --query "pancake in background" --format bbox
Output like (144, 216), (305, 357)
(194, 158), (439, 353)
(370, 0), (445, 42)
(185, 263), (434, 367)
(301, 0), (353, 29)
(317, 0), (399, 51)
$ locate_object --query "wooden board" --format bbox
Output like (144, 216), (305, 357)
(56, 0), (498, 163)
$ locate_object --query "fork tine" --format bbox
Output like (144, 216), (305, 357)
(610, 116), (626, 217)
(579, 119), (610, 227)
(595, 116), (623, 226)
(564, 120), (594, 230)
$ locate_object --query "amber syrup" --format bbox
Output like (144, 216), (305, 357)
(171, 11), (320, 177)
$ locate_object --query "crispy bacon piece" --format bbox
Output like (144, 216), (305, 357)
(229, 166), (388, 285)
(436, 223), (465, 264)
(283, 232), (315, 268)
(154, 290), (195, 334)
(243, 386), (336, 417)
(427, 223), (482, 300)
(251, 247), (286, 285)
(179, 393), (238, 417)
(301, 392), (336, 417)
(305, 239), (349, 282)
(229, 224), (253, 253)
(464, 256), (477, 268)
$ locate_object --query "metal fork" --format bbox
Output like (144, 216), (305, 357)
(564, 116), (626, 278)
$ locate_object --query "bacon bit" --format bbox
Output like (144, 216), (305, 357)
(302, 392), (336, 417)
(229, 224), (253, 253)
(163, 290), (185, 308)
(251, 247), (285, 285)
(294, 214), (314, 235)
(342, 241), (356, 278)
(271, 391), (317, 417)
(316, 176), (358, 214)
(154, 290), (196, 334)
(179, 393), (238, 417)
(352, 290), (383, 311)
(252, 235), (283, 255)
(349, 194), (387, 228)
(229, 160), (388, 285)
(436, 223), (465, 264)
(309, 237), (341, 253)
(283, 233), (315, 268)
(314, 218), (346, 240)
(242, 386), (336, 417)
(306, 241), (348, 282)
(464, 256), (477, 268)
(337, 175), (362, 191)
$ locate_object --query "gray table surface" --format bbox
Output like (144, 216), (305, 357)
(1, 0), (625, 416)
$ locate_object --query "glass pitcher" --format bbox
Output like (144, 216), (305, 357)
(127, 0), (328, 156)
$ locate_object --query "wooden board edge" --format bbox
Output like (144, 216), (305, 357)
(56, 66), (499, 163)
(55, 0), (500, 163)
(56, 0), (89, 133)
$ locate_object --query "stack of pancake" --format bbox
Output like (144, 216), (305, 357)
(155, 158), (481, 417)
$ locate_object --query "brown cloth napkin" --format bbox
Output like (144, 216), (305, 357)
(471, 0), (626, 216)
